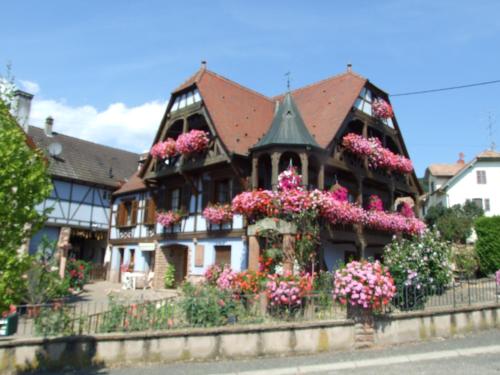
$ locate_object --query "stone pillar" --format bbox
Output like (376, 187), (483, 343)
(348, 306), (375, 349)
(300, 153), (309, 188)
(271, 152), (281, 190)
(57, 227), (71, 279)
(248, 235), (260, 271)
(414, 194), (422, 218)
(181, 117), (188, 133)
(282, 233), (296, 274)
(318, 164), (325, 190)
(251, 157), (259, 189)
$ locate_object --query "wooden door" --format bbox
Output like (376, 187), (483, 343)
(169, 246), (188, 284)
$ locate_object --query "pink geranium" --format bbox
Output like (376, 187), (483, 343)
(333, 260), (396, 309)
(399, 202), (415, 218)
(277, 166), (302, 191)
(156, 210), (183, 227)
(372, 98), (393, 119)
(342, 133), (413, 174)
(367, 195), (384, 211)
(150, 138), (177, 159)
(203, 203), (233, 225)
(216, 266), (237, 290)
(175, 129), (210, 154)
(331, 184), (349, 202)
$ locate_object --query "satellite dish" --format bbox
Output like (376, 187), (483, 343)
(48, 142), (62, 157)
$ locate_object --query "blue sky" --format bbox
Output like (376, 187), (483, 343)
(2, 0), (500, 176)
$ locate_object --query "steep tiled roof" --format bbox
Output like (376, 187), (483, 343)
(170, 68), (366, 155)
(113, 170), (146, 195)
(477, 150), (500, 159)
(428, 163), (466, 177)
(28, 126), (140, 188)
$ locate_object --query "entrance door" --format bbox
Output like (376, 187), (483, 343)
(168, 245), (188, 285)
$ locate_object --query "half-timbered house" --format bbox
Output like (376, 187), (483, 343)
(24, 108), (139, 273)
(107, 63), (422, 287)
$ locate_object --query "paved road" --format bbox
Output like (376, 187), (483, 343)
(67, 329), (500, 375)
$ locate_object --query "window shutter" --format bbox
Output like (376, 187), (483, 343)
(476, 171), (480, 184)
(116, 202), (124, 227)
(148, 199), (157, 224)
(131, 200), (138, 225)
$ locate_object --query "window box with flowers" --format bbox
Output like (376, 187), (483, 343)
(371, 98), (393, 120)
(156, 210), (185, 230)
(342, 133), (413, 174)
(175, 129), (210, 155)
(203, 203), (234, 230)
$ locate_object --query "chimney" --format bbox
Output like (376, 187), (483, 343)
(201, 60), (207, 70)
(45, 116), (54, 137)
(457, 152), (465, 164)
(347, 63), (352, 73)
(13, 90), (33, 132)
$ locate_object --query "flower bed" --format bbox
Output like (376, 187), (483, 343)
(372, 98), (393, 119)
(156, 210), (183, 227)
(342, 133), (413, 174)
(333, 260), (396, 309)
(203, 203), (233, 225)
(231, 190), (279, 219)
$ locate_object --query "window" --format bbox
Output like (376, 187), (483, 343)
(354, 88), (373, 116)
(171, 188), (181, 210)
(476, 170), (487, 184)
(485, 198), (490, 212)
(170, 89), (202, 113)
(117, 200), (138, 227)
(431, 181), (436, 193)
(472, 198), (483, 209)
(143, 198), (157, 225)
(214, 179), (231, 204)
(215, 246), (231, 266)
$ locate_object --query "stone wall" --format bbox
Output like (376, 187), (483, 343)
(0, 304), (497, 374)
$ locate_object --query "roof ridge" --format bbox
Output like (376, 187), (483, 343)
(274, 71), (367, 98)
(28, 125), (140, 157)
(202, 69), (273, 102)
(172, 67), (206, 93)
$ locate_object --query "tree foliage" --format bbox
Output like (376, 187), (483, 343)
(474, 216), (500, 275)
(425, 201), (483, 243)
(0, 87), (52, 312)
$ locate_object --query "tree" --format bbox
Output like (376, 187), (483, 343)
(474, 216), (500, 275)
(425, 202), (483, 244)
(0, 77), (52, 313)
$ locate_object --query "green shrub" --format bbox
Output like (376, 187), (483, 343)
(384, 230), (453, 309)
(164, 263), (176, 289)
(452, 246), (478, 279)
(34, 305), (75, 336)
(179, 283), (243, 327)
(474, 216), (500, 275)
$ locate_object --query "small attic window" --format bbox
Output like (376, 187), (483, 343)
(354, 87), (373, 116)
(170, 88), (202, 113)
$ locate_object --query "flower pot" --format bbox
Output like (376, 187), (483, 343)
(0, 314), (18, 336)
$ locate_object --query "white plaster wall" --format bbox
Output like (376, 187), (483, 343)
(446, 161), (500, 216)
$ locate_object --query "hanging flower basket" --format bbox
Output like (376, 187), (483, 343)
(372, 98), (393, 119)
(156, 210), (184, 227)
(175, 130), (210, 155)
(203, 203), (234, 225)
(150, 138), (177, 159)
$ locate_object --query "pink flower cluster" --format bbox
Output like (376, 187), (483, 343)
(365, 210), (425, 236)
(372, 98), (394, 119)
(202, 203), (234, 224)
(277, 166), (303, 190)
(367, 195), (384, 211)
(333, 260), (396, 309)
(231, 169), (426, 236)
(216, 265), (237, 290)
(150, 138), (177, 159)
(156, 210), (183, 227)
(399, 202), (415, 218)
(204, 264), (222, 285)
(266, 273), (313, 307)
(231, 190), (279, 218)
(175, 129), (210, 154)
(150, 130), (210, 159)
(342, 133), (413, 174)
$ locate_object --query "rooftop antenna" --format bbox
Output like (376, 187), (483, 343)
(285, 71), (291, 92)
(487, 112), (496, 151)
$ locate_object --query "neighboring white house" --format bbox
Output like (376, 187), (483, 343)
(424, 151), (500, 216)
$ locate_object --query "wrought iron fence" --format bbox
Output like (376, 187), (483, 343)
(11, 277), (498, 338)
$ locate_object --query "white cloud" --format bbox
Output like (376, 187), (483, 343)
(20, 80), (40, 95)
(29, 91), (166, 153)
